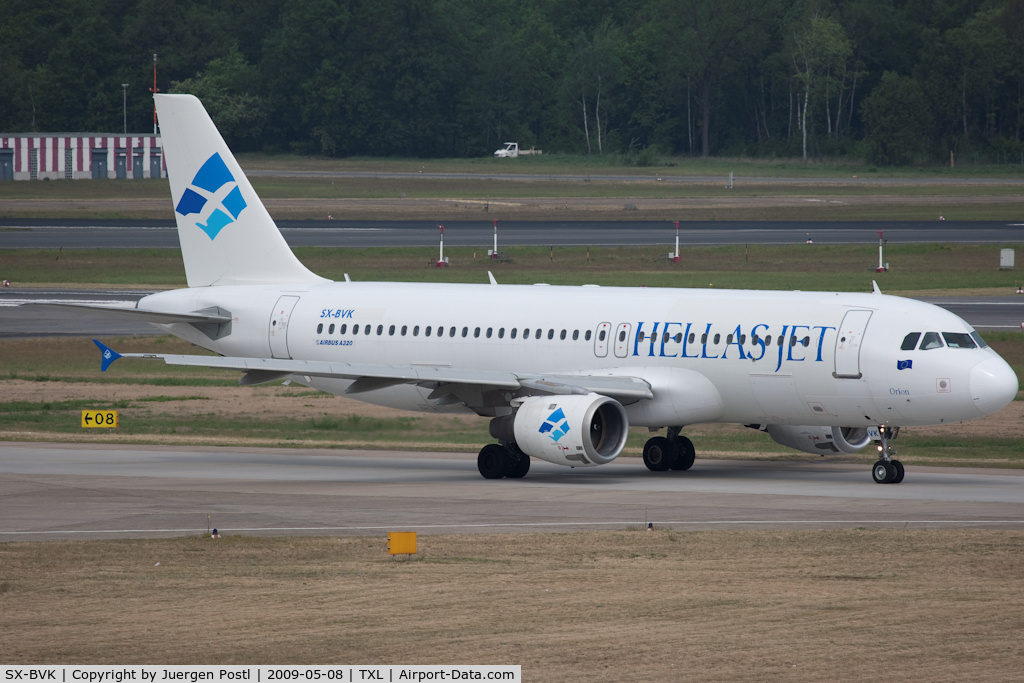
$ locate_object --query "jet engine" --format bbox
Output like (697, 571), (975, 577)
(490, 393), (629, 467)
(759, 424), (873, 455)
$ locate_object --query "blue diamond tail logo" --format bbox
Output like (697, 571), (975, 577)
(174, 153), (247, 240)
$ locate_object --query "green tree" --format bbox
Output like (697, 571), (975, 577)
(861, 70), (932, 165)
(791, 15), (854, 159)
(170, 46), (268, 150)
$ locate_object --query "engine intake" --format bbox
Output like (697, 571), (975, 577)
(490, 393), (629, 467)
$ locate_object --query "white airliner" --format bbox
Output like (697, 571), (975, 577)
(69, 95), (1018, 483)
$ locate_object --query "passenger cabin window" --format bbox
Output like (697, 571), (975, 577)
(901, 332), (921, 351)
(317, 323), (323, 334)
(942, 332), (977, 349)
(920, 332), (944, 350)
(599, 330), (606, 341)
(329, 324), (335, 334)
(535, 329), (542, 340)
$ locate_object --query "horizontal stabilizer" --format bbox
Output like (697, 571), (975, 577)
(24, 302), (231, 325)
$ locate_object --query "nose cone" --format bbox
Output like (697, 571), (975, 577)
(970, 356), (1019, 416)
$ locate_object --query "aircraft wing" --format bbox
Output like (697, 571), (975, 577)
(93, 341), (653, 402)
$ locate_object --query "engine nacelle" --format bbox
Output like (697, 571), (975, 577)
(761, 424), (873, 455)
(491, 394), (629, 467)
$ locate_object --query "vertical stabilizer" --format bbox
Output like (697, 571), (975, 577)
(155, 94), (327, 287)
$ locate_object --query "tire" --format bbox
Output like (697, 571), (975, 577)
(670, 436), (696, 470)
(478, 444), (511, 479)
(643, 436), (678, 472)
(890, 459), (905, 484)
(872, 461), (893, 484)
(508, 453), (531, 479)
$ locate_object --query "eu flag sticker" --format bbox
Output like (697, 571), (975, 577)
(896, 359), (913, 371)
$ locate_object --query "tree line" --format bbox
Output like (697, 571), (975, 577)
(2, 0), (1023, 166)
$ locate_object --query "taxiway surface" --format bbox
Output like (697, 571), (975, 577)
(3, 219), (1024, 248)
(2, 442), (1022, 540)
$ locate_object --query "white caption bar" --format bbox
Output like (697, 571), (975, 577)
(0, 667), (521, 683)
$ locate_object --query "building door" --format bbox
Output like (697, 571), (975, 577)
(0, 150), (12, 180)
(115, 152), (127, 179)
(834, 310), (873, 379)
(133, 154), (144, 179)
(91, 149), (108, 179)
(149, 151), (161, 179)
(269, 296), (300, 359)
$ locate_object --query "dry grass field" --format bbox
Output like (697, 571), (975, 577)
(2, 530), (1023, 681)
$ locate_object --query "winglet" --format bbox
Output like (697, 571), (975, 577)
(93, 339), (122, 372)
(872, 280), (882, 295)
(488, 271), (498, 286)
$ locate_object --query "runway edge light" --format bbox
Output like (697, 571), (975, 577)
(387, 531), (417, 558)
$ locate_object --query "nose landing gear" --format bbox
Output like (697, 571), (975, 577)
(871, 425), (904, 484)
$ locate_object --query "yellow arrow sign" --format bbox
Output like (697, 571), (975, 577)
(81, 410), (118, 428)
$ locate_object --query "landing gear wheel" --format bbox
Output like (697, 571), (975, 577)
(671, 436), (696, 470)
(643, 436), (678, 472)
(872, 460), (894, 484)
(890, 459), (905, 484)
(478, 444), (512, 479)
(507, 453), (531, 479)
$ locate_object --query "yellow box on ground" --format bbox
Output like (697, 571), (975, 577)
(387, 531), (417, 555)
(81, 410), (118, 428)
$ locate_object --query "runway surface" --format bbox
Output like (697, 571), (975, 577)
(1, 442), (1022, 540)
(3, 219), (1024, 248)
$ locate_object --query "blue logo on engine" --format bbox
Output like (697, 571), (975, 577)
(538, 407), (570, 442)
(174, 153), (247, 240)
(896, 359), (913, 371)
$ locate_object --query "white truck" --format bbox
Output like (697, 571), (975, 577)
(493, 142), (542, 157)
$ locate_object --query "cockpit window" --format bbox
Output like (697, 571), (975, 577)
(919, 332), (944, 350)
(901, 332), (921, 351)
(942, 332), (977, 349)
(970, 331), (988, 348)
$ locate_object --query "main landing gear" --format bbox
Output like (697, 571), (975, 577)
(643, 426), (696, 472)
(477, 443), (530, 479)
(871, 425), (904, 484)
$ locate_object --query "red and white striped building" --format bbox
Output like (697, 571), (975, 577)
(0, 134), (164, 181)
